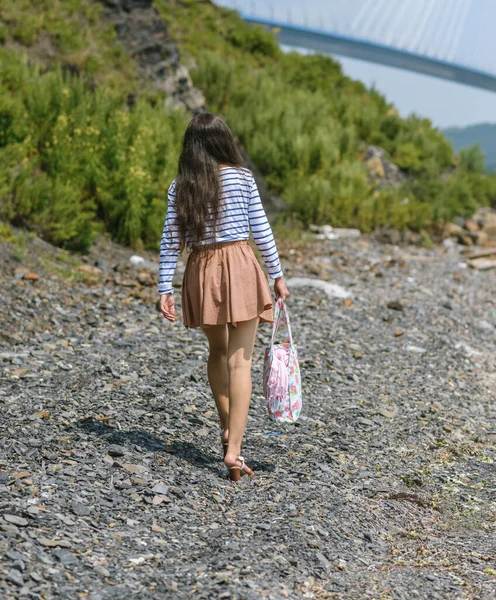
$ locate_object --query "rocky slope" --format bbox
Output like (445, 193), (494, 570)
(1, 231), (495, 598)
(99, 0), (206, 112)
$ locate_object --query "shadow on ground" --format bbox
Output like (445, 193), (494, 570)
(76, 418), (276, 474)
(77, 417), (222, 472)
(77, 417), (167, 451)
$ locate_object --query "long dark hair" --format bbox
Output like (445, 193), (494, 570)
(175, 113), (243, 249)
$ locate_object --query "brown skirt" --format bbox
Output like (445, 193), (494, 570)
(181, 240), (274, 328)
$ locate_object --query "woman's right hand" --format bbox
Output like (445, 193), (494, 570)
(160, 293), (175, 322)
(274, 277), (290, 302)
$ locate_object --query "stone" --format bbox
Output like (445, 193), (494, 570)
(151, 483), (169, 495)
(467, 257), (496, 270)
(37, 537), (71, 548)
(315, 552), (331, 567)
(14, 266), (30, 280)
(481, 210), (496, 240)
(6, 550), (25, 561)
(130, 255), (145, 265)
(377, 407), (397, 419)
(11, 471), (32, 479)
(122, 463), (148, 475)
(464, 219), (479, 233)
(23, 271), (40, 281)
(3, 514), (28, 527)
(285, 277), (352, 299)
(137, 271), (154, 285)
(444, 222), (464, 238)
(52, 548), (79, 565)
(107, 444), (126, 457)
(72, 501), (92, 516)
(76, 265), (102, 276)
(6, 569), (24, 587)
(405, 345), (427, 354)
(363, 146), (406, 189)
(365, 155), (385, 179)
(386, 300), (404, 311)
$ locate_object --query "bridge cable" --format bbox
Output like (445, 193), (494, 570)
(349, 0), (376, 36)
(407, 0), (437, 54)
(383, 0), (414, 47)
(445, 0), (467, 60)
(430, 0), (460, 59)
(365, 0), (390, 41)
(432, 0), (455, 58)
(446, 0), (472, 64)
(374, 0), (402, 42)
(401, 0), (428, 52)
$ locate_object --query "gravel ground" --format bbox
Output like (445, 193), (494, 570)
(1, 233), (495, 599)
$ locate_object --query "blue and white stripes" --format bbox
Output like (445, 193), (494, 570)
(158, 167), (283, 295)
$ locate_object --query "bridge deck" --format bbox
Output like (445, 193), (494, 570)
(242, 15), (496, 93)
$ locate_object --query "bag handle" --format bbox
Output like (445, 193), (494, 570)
(270, 297), (294, 346)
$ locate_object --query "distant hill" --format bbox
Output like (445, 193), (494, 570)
(444, 123), (496, 172)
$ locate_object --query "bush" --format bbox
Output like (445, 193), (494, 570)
(226, 22), (280, 57)
(0, 49), (186, 250)
(1, 0), (136, 89)
(459, 145), (485, 173)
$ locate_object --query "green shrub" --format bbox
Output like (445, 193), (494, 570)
(226, 22), (280, 57)
(459, 145), (485, 173)
(1, 0), (136, 89)
(0, 49), (186, 250)
(393, 142), (422, 171)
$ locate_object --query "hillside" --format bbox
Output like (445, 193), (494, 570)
(444, 123), (496, 172)
(158, 0), (496, 231)
(0, 0), (496, 251)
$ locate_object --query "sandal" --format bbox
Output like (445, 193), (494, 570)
(226, 456), (254, 482)
(220, 429), (229, 458)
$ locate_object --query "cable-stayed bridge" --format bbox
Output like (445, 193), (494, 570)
(214, 0), (496, 92)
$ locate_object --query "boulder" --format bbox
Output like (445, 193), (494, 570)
(444, 208), (496, 247)
(99, 0), (206, 113)
(364, 146), (406, 189)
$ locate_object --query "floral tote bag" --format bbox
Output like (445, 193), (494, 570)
(263, 298), (302, 424)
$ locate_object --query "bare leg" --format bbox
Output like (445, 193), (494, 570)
(224, 318), (259, 469)
(202, 325), (229, 436)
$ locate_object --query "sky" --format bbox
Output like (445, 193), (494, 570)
(213, 0), (496, 129)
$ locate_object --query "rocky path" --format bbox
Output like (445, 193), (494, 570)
(1, 233), (495, 599)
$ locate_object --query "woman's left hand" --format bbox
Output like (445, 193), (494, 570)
(160, 293), (175, 322)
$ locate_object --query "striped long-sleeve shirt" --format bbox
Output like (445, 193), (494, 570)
(158, 166), (283, 295)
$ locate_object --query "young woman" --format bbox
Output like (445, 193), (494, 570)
(158, 113), (290, 481)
